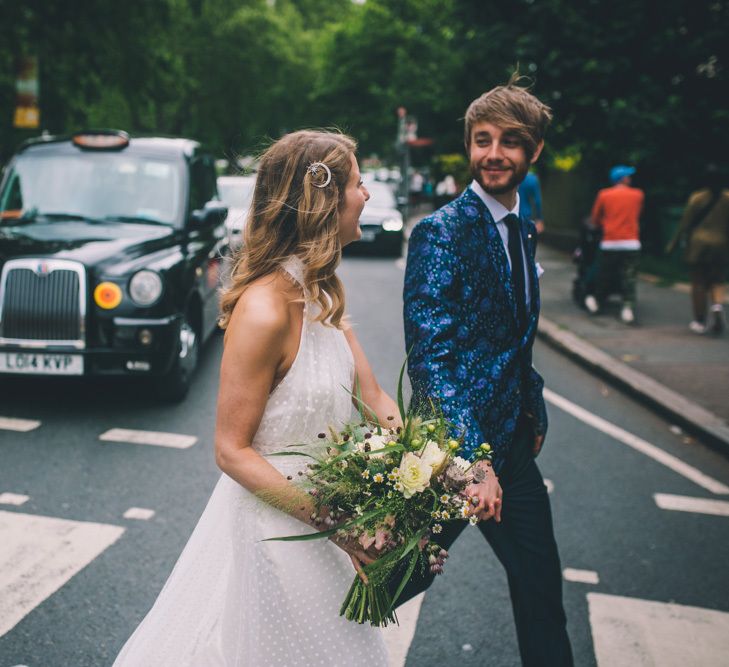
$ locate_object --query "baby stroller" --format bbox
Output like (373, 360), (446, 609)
(571, 218), (620, 308)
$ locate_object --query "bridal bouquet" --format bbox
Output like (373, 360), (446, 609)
(268, 363), (493, 627)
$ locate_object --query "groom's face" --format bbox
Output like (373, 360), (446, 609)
(468, 121), (537, 196)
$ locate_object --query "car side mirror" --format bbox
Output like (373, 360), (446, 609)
(190, 201), (228, 228)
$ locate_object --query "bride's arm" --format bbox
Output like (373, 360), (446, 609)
(343, 326), (403, 428)
(216, 290), (377, 579)
(215, 288), (314, 525)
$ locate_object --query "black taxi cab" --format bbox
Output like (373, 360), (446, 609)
(0, 130), (228, 401)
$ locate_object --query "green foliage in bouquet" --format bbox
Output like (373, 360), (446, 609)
(266, 359), (494, 627)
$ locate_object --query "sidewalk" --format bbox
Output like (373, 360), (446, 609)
(536, 244), (729, 453)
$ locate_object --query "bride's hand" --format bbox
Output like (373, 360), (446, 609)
(313, 507), (375, 583)
(329, 534), (375, 584)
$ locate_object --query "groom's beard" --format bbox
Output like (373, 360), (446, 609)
(471, 158), (529, 196)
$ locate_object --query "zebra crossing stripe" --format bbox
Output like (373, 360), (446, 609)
(563, 568), (599, 585)
(654, 493), (729, 517)
(123, 507), (156, 520)
(0, 493), (29, 506)
(0, 417), (41, 432)
(589, 592), (729, 666)
(0, 510), (124, 638)
(99, 428), (197, 449)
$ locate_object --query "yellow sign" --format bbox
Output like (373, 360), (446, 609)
(13, 106), (40, 129)
(14, 56), (40, 129)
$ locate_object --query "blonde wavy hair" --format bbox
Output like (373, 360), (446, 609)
(219, 130), (356, 330)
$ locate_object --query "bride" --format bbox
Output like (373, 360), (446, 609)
(113, 130), (399, 666)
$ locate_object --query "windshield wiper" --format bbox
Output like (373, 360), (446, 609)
(34, 211), (106, 224)
(102, 214), (170, 226)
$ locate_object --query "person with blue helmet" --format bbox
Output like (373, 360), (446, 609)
(584, 164), (645, 323)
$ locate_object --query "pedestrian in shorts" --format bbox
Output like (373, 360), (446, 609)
(666, 164), (728, 334)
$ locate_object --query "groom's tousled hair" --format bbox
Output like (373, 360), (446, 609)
(464, 73), (553, 159)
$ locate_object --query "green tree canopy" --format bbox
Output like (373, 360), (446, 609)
(1, 0), (726, 221)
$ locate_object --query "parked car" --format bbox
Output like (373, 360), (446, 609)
(346, 180), (404, 256)
(0, 129), (228, 401)
(217, 174), (255, 251)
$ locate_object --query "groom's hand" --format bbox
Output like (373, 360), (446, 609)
(533, 433), (545, 457)
(465, 462), (502, 523)
(524, 411), (545, 457)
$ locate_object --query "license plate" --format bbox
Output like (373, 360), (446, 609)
(360, 230), (377, 242)
(0, 352), (84, 375)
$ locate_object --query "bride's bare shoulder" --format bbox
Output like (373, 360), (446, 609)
(224, 272), (299, 347)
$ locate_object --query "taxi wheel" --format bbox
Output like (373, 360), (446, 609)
(155, 310), (200, 402)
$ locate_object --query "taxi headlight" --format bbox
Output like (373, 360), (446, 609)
(129, 270), (163, 306)
(382, 217), (403, 232)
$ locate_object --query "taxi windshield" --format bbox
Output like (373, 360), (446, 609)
(0, 151), (184, 226)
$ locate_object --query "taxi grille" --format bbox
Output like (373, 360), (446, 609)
(0, 260), (85, 345)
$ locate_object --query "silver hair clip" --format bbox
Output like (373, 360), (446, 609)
(307, 161), (332, 188)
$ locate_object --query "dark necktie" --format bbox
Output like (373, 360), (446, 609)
(504, 214), (527, 331)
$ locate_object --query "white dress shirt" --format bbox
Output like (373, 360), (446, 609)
(471, 180), (532, 309)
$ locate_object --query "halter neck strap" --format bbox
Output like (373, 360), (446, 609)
(280, 255), (306, 289)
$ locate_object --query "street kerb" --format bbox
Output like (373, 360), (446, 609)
(537, 316), (729, 458)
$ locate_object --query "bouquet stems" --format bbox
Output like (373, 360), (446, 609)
(339, 546), (421, 627)
(340, 576), (398, 627)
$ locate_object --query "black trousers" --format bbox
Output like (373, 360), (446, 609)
(394, 419), (574, 667)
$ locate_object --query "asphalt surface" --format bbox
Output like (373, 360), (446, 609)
(535, 244), (729, 451)
(1, 255), (729, 667)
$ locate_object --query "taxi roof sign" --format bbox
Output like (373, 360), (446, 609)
(72, 130), (129, 150)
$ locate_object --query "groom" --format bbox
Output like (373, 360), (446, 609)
(402, 79), (573, 666)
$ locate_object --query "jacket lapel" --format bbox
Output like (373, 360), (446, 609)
(460, 188), (520, 326)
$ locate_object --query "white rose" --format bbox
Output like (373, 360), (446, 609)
(419, 441), (448, 475)
(358, 433), (391, 459)
(397, 452), (433, 498)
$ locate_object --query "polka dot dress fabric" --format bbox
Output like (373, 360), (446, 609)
(114, 256), (388, 667)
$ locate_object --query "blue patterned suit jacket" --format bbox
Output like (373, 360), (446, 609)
(403, 185), (548, 473)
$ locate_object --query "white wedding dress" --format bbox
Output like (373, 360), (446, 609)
(113, 257), (388, 667)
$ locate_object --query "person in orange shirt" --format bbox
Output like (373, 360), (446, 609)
(584, 165), (644, 323)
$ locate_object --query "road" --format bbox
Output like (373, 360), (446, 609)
(1, 255), (729, 667)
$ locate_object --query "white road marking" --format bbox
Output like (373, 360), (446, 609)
(0, 493), (29, 506)
(0, 416), (41, 432)
(99, 428), (197, 449)
(563, 568), (599, 585)
(544, 388), (729, 495)
(654, 493), (729, 517)
(123, 507), (156, 520)
(588, 592), (729, 666)
(381, 592), (425, 667)
(0, 510), (124, 638)
(544, 478), (554, 493)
